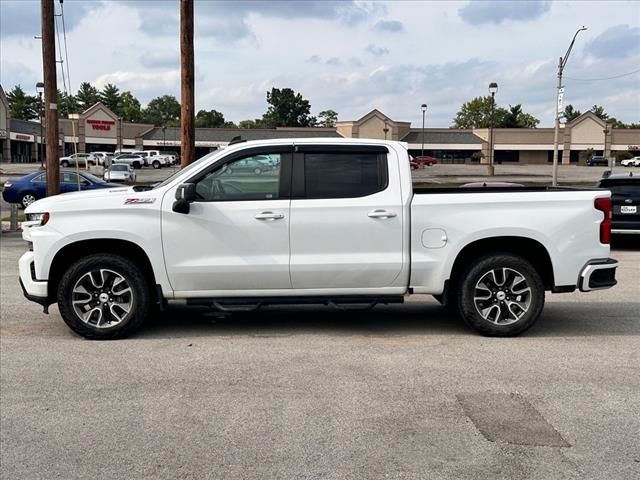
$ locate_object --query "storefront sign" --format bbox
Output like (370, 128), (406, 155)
(0, 129), (7, 139)
(86, 119), (116, 131)
(10, 132), (34, 142)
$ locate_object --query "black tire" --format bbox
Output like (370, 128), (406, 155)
(152, 160), (161, 169)
(254, 167), (261, 175)
(61, 160), (70, 167)
(456, 254), (545, 337)
(133, 162), (141, 169)
(19, 192), (37, 209)
(56, 254), (151, 340)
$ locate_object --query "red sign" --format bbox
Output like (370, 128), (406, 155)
(15, 134), (32, 141)
(86, 119), (115, 131)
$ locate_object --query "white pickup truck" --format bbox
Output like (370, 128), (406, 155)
(20, 139), (618, 339)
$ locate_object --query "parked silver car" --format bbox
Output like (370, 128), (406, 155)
(103, 163), (137, 183)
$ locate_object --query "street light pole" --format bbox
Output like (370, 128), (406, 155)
(36, 82), (44, 169)
(488, 82), (498, 176)
(421, 103), (427, 157)
(552, 26), (587, 187)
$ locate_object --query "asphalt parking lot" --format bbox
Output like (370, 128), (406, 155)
(1, 232), (638, 479)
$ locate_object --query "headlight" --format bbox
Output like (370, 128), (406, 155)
(26, 212), (50, 226)
(3, 181), (12, 188)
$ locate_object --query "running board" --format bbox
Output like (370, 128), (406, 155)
(172, 295), (404, 313)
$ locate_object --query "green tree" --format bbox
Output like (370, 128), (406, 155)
(317, 109), (338, 127)
(57, 90), (80, 117)
(6, 85), (38, 120)
(195, 109), (226, 128)
(261, 87), (315, 127)
(562, 104), (581, 122)
(238, 118), (268, 129)
(143, 95), (181, 126)
(452, 96), (508, 128)
(590, 105), (609, 121)
(119, 91), (143, 122)
(76, 82), (100, 111)
(501, 104), (539, 128)
(100, 83), (121, 114)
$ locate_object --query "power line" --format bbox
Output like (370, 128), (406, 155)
(53, 9), (67, 94)
(60, 0), (73, 95)
(565, 68), (640, 81)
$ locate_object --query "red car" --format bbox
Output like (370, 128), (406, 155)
(412, 156), (439, 167)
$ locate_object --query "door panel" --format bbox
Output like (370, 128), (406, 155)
(289, 149), (404, 289)
(161, 149), (292, 293)
(162, 199), (291, 292)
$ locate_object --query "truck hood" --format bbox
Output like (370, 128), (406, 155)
(24, 186), (142, 214)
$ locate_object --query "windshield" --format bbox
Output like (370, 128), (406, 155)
(111, 164), (128, 171)
(153, 150), (226, 189)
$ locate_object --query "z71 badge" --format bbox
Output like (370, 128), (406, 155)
(124, 198), (156, 205)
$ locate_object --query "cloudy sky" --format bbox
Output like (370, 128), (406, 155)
(1, 0), (639, 127)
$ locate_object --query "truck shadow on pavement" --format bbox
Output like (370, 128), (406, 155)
(138, 301), (640, 339)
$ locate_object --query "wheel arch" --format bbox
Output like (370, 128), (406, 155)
(448, 236), (555, 294)
(48, 238), (157, 302)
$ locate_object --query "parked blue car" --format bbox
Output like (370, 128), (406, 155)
(2, 170), (116, 208)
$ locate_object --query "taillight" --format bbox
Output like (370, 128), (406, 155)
(594, 197), (612, 244)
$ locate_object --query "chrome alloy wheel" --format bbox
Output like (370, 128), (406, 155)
(72, 269), (133, 328)
(473, 267), (532, 325)
(21, 194), (37, 208)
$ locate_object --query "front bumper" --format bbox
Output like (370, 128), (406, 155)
(19, 251), (49, 302)
(579, 258), (618, 292)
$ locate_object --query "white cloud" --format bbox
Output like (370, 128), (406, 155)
(1, 0), (639, 126)
(93, 71), (180, 95)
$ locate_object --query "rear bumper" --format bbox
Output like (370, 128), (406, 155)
(579, 258), (618, 292)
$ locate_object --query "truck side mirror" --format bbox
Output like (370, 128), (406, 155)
(172, 183), (196, 214)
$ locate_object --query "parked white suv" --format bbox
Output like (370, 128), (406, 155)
(20, 139), (618, 339)
(90, 151), (114, 166)
(112, 153), (145, 169)
(59, 153), (97, 167)
(620, 156), (640, 167)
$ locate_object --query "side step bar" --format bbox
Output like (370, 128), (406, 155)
(169, 295), (405, 313)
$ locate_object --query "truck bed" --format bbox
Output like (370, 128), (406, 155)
(412, 185), (594, 195)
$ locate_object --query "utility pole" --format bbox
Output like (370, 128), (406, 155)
(552, 26), (587, 187)
(180, 0), (195, 168)
(41, 0), (59, 195)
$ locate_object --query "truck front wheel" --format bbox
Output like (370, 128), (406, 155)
(56, 254), (150, 339)
(457, 254), (545, 337)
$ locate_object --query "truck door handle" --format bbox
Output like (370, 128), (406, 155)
(368, 209), (397, 219)
(255, 211), (284, 221)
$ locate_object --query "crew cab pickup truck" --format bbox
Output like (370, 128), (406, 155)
(20, 139), (618, 339)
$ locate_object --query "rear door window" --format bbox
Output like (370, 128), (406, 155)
(301, 152), (387, 199)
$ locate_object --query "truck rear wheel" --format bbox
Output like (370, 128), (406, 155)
(56, 254), (150, 340)
(457, 254), (544, 336)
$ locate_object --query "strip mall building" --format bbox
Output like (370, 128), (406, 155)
(1, 86), (638, 164)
